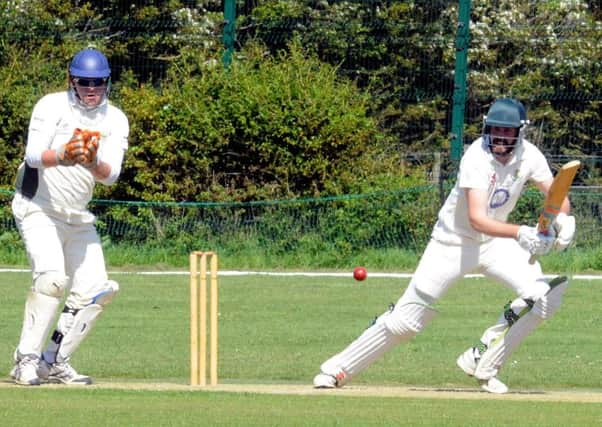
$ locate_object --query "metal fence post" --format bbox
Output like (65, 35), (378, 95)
(222, 0), (236, 68)
(450, 0), (471, 163)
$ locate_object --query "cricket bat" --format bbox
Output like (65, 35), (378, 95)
(528, 160), (581, 264)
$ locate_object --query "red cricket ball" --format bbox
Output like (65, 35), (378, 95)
(353, 266), (367, 281)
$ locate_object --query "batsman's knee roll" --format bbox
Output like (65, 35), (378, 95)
(384, 284), (438, 337)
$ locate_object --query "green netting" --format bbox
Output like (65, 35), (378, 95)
(83, 186), (441, 253)
(0, 1), (600, 264)
(1, 185), (599, 258)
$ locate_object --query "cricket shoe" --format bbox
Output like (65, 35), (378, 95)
(9, 365), (17, 380)
(38, 358), (92, 385)
(457, 346), (508, 394)
(12, 352), (41, 386)
(313, 368), (349, 389)
(9, 362), (17, 380)
(313, 373), (338, 388)
(9, 350), (20, 379)
(478, 377), (508, 394)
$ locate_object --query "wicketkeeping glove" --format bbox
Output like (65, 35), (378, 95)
(77, 130), (101, 169)
(552, 212), (576, 251)
(56, 128), (87, 166)
(517, 225), (555, 256)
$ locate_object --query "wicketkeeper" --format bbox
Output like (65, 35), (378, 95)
(10, 47), (129, 385)
(314, 98), (576, 394)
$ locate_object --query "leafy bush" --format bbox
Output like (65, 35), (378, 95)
(115, 41), (401, 202)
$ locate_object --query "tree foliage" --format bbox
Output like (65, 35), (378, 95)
(466, 0), (601, 159)
(112, 41), (403, 201)
(239, 0), (600, 166)
(240, 0), (458, 152)
(0, 0), (600, 201)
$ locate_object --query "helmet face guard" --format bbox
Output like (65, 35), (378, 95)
(482, 98), (529, 161)
(484, 128), (520, 158)
(68, 48), (111, 109)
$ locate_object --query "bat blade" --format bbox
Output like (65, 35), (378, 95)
(529, 160), (580, 264)
(536, 160), (580, 234)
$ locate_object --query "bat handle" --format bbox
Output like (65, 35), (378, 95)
(528, 254), (537, 265)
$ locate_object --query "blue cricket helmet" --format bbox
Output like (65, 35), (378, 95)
(485, 98), (528, 128)
(482, 98), (529, 159)
(69, 48), (111, 78)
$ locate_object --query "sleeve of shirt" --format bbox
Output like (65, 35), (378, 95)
(96, 108), (129, 185)
(528, 145), (553, 183)
(457, 142), (490, 190)
(24, 95), (60, 168)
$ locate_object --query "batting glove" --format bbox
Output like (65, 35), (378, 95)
(552, 213), (576, 251)
(517, 225), (555, 256)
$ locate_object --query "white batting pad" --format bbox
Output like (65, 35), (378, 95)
(532, 277), (568, 319)
(385, 302), (437, 336)
(33, 272), (69, 298)
(474, 276), (569, 380)
(46, 304), (103, 363)
(474, 310), (543, 380)
(479, 298), (532, 346)
(320, 323), (405, 385)
(18, 292), (61, 355)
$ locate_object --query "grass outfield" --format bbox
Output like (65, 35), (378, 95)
(0, 387), (601, 426)
(0, 271), (601, 426)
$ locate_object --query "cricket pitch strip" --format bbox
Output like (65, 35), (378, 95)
(1, 380), (601, 403)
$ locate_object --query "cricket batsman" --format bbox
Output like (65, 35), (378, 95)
(313, 98), (576, 393)
(10, 47), (129, 385)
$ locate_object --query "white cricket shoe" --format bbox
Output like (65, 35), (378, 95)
(313, 373), (338, 388)
(457, 346), (508, 394)
(9, 350), (20, 379)
(9, 363), (17, 380)
(313, 367), (350, 389)
(479, 377), (508, 394)
(39, 359), (92, 385)
(12, 353), (41, 386)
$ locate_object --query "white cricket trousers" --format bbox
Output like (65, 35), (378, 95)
(13, 197), (109, 308)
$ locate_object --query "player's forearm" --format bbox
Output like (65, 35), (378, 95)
(469, 215), (521, 239)
(40, 149), (60, 167)
(40, 149), (111, 182)
(93, 147), (125, 185)
(87, 160), (111, 181)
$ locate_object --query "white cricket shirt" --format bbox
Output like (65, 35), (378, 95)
(17, 91), (128, 223)
(431, 138), (552, 244)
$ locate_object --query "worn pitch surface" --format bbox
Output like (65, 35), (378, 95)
(1, 380), (601, 403)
